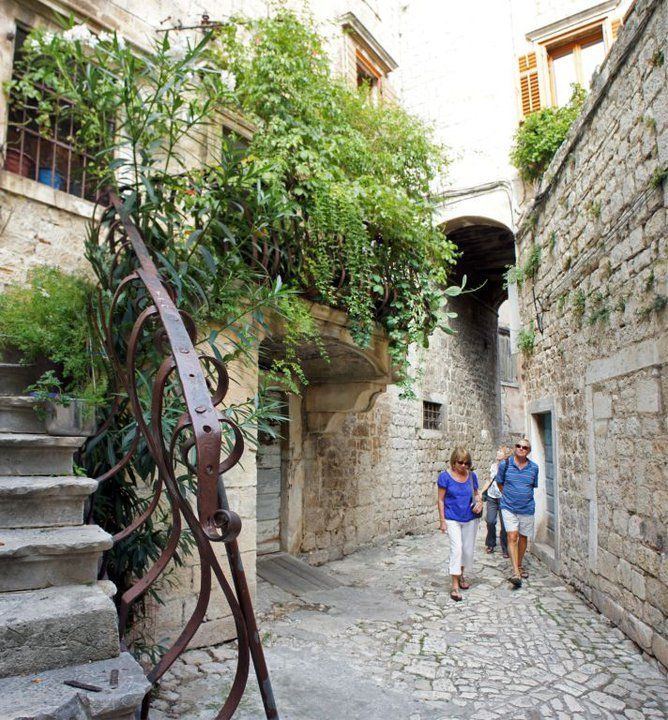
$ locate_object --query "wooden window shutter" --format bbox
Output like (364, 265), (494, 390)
(518, 52), (541, 119)
(611, 19), (622, 41)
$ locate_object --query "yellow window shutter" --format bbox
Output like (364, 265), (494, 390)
(611, 19), (622, 41)
(518, 52), (541, 119)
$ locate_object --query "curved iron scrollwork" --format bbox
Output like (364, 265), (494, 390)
(93, 192), (278, 719)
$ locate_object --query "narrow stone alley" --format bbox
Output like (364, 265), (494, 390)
(153, 533), (668, 720)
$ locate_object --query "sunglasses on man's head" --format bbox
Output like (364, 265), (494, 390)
(515, 444), (530, 450)
(456, 460), (471, 466)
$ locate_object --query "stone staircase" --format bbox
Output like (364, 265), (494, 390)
(0, 363), (150, 719)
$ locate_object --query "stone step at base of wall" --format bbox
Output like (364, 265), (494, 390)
(0, 474), (98, 529)
(0, 432), (85, 475)
(0, 525), (112, 592)
(0, 651), (151, 720)
(0, 583), (121, 677)
(0, 396), (45, 434)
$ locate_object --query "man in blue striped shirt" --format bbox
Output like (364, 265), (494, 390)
(496, 438), (539, 588)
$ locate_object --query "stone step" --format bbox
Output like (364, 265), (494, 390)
(0, 363), (42, 396)
(0, 651), (150, 720)
(0, 433), (85, 475)
(0, 475), (98, 529)
(0, 584), (121, 677)
(0, 396), (44, 433)
(0, 525), (112, 592)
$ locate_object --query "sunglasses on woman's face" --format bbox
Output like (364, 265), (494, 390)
(456, 460), (471, 466)
(515, 444), (530, 450)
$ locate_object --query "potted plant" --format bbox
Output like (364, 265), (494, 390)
(25, 370), (97, 436)
(0, 266), (104, 436)
(3, 146), (35, 178)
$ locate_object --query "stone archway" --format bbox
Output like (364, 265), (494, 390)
(440, 214), (520, 446)
(444, 215), (516, 310)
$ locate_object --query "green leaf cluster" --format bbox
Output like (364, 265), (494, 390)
(517, 323), (536, 357)
(0, 266), (99, 396)
(510, 86), (586, 181)
(215, 8), (458, 382)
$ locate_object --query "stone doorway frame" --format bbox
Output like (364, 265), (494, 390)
(527, 397), (561, 572)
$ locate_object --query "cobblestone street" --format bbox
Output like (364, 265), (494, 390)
(154, 533), (668, 719)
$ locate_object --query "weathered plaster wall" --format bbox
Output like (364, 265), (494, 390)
(515, 0), (667, 667)
(300, 295), (501, 564)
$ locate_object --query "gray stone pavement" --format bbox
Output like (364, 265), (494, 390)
(153, 532), (668, 719)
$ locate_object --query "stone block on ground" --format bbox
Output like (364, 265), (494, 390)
(0, 651), (151, 720)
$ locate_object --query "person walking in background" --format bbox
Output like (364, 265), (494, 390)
(496, 438), (539, 588)
(437, 447), (483, 601)
(480, 445), (510, 557)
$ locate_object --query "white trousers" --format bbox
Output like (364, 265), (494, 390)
(446, 519), (479, 576)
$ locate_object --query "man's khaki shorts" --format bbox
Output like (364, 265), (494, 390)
(501, 509), (535, 538)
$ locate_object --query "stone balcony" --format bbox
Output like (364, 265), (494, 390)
(261, 302), (395, 433)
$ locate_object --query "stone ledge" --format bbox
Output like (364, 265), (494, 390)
(0, 524), (112, 558)
(0, 476), (97, 530)
(0, 525), (112, 592)
(0, 432), (86, 448)
(0, 475), (97, 498)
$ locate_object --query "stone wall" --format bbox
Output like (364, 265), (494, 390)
(300, 295), (502, 564)
(515, 0), (667, 667)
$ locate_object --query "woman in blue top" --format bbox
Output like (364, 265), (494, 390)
(437, 447), (483, 601)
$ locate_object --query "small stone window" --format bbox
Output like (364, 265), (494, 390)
(3, 25), (100, 202)
(422, 401), (442, 431)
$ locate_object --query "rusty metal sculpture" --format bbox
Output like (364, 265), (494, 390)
(93, 191), (278, 719)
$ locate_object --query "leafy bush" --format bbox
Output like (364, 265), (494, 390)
(0, 267), (98, 395)
(216, 9), (459, 384)
(510, 86), (586, 181)
(517, 323), (536, 357)
(11, 11), (459, 391)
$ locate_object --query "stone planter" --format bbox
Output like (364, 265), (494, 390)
(43, 399), (96, 437)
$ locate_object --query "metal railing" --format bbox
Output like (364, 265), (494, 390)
(93, 191), (278, 719)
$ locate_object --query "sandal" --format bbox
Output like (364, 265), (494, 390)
(485, 547), (494, 554)
(459, 579), (471, 590)
(450, 590), (463, 601)
(519, 567), (529, 579)
(509, 575), (522, 588)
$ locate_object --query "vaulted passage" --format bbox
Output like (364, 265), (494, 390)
(441, 214), (520, 447)
(445, 216), (516, 309)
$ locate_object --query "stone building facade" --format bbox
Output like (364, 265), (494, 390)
(513, 0), (667, 666)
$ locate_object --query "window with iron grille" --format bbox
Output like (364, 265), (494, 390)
(422, 401), (442, 431)
(3, 26), (100, 202)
